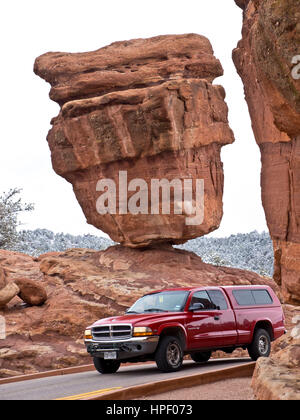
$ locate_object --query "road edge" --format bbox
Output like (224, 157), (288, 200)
(84, 361), (256, 400)
(0, 364), (95, 385)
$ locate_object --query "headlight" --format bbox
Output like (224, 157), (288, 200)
(84, 329), (93, 340)
(133, 326), (153, 337)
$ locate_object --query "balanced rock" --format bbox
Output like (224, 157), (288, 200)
(34, 34), (234, 247)
(233, 0), (300, 304)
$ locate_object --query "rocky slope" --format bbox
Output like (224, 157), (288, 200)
(0, 246), (292, 377)
(233, 0), (300, 305)
(252, 314), (300, 400)
(34, 34), (234, 247)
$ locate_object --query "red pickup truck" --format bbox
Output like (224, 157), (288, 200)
(84, 285), (285, 373)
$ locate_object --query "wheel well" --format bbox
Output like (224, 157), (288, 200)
(253, 321), (274, 341)
(159, 327), (186, 350)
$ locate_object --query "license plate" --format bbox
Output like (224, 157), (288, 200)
(104, 351), (117, 360)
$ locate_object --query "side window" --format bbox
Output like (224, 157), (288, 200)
(233, 290), (255, 305)
(233, 289), (273, 306)
(252, 290), (273, 305)
(207, 290), (228, 310)
(191, 291), (216, 310)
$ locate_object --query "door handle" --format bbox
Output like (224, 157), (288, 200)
(214, 315), (220, 320)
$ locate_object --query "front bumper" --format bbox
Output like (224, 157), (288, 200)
(85, 336), (159, 360)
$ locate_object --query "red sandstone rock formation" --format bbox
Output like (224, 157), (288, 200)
(0, 256), (47, 308)
(233, 0), (300, 305)
(233, 0), (300, 401)
(13, 278), (47, 307)
(0, 266), (19, 308)
(0, 246), (289, 377)
(34, 34), (234, 247)
(251, 313), (300, 400)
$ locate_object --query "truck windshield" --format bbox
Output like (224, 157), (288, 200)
(127, 291), (189, 314)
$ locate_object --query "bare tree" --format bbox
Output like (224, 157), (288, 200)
(0, 188), (34, 249)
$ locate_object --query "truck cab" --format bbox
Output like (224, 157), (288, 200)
(84, 285), (285, 373)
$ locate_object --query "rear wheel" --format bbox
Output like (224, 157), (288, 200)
(155, 336), (183, 372)
(191, 351), (211, 363)
(247, 328), (271, 361)
(93, 357), (120, 374)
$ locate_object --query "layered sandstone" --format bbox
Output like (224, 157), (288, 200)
(251, 314), (300, 400)
(34, 34), (234, 247)
(234, 0), (300, 400)
(0, 246), (288, 377)
(233, 0), (300, 305)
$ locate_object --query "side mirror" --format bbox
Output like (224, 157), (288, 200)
(189, 302), (204, 311)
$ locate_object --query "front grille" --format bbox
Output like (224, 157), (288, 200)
(92, 324), (132, 340)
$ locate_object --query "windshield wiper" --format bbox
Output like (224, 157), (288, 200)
(143, 308), (169, 313)
(126, 311), (140, 314)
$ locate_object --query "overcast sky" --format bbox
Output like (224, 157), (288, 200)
(0, 0), (268, 238)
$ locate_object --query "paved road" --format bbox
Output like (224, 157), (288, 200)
(0, 358), (252, 400)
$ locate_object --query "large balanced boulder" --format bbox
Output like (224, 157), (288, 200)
(34, 34), (234, 247)
(233, 0), (300, 305)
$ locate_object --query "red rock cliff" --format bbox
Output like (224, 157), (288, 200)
(233, 0), (300, 305)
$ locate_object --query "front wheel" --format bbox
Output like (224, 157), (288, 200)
(247, 328), (271, 361)
(155, 336), (183, 372)
(93, 357), (120, 374)
(191, 351), (211, 363)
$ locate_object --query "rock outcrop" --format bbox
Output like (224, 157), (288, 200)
(251, 314), (300, 400)
(13, 278), (47, 307)
(0, 256), (47, 308)
(233, 0), (300, 305)
(233, 0), (300, 400)
(0, 267), (19, 307)
(0, 246), (289, 377)
(34, 34), (234, 247)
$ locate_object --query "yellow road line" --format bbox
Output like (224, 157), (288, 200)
(56, 387), (122, 400)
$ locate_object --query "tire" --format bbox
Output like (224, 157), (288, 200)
(247, 328), (271, 361)
(191, 351), (211, 363)
(93, 357), (120, 374)
(155, 336), (183, 372)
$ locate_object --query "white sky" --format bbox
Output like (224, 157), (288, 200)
(0, 0), (268, 238)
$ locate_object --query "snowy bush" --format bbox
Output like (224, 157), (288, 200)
(175, 231), (274, 276)
(14, 229), (113, 256)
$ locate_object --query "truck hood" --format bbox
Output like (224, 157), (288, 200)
(90, 312), (180, 328)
